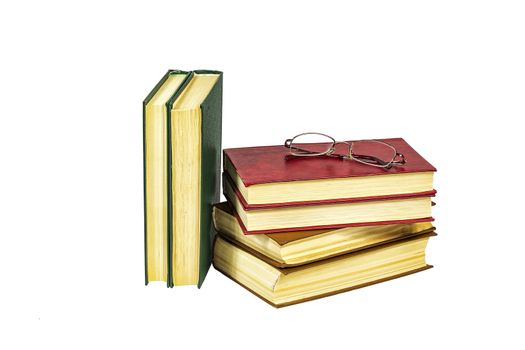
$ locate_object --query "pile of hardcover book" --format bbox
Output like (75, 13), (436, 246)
(213, 138), (437, 307)
(142, 70), (437, 306)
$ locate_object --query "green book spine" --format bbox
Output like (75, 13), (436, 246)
(195, 70), (223, 287)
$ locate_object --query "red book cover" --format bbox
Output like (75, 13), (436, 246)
(224, 138), (436, 187)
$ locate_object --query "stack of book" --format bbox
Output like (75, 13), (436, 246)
(213, 138), (437, 307)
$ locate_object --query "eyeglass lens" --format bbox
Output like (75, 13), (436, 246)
(289, 133), (335, 156)
(350, 140), (396, 166)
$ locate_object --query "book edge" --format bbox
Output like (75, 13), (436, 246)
(224, 192), (434, 235)
(213, 263), (433, 308)
(216, 226), (437, 268)
(166, 72), (194, 288)
(143, 70), (189, 286)
(223, 172), (436, 210)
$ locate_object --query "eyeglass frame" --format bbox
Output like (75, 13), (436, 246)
(284, 132), (406, 168)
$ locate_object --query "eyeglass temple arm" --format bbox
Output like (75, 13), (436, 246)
(351, 152), (406, 167)
(351, 153), (390, 166)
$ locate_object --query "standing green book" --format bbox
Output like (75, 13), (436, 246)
(143, 70), (223, 287)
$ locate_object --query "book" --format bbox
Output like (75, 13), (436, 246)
(213, 232), (435, 307)
(224, 172), (434, 234)
(224, 138), (436, 206)
(144, 70), (190, 285)
(143, 70), (223, 287)
(213, 202), (435, 267)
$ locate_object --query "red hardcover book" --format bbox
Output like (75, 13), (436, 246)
(223, 173), (434, 234)
(224, 138), (437, 207)
(228, 203), (434, 235)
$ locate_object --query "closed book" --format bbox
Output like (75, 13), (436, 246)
(223, 172), (434, 234)
(144, 70), (223, 287)
(224, 138), (436, 206)
(144, 70), (190, 285)
(213, 232), (435, 307)
(213, 202), (435, 267)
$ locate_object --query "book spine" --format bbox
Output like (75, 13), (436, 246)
(197, 72), (223, 288)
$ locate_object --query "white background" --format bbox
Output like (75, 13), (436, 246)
(1, 1), (524, 349)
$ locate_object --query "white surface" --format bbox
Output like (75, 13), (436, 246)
(1, 1), (524, 349)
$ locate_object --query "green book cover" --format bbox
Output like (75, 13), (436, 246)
(194, 70), (223, 287)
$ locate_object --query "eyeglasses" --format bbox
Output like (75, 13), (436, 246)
(284, 132), (406, 168)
